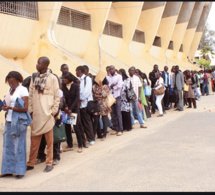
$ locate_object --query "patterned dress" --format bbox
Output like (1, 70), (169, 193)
(92, 84), (112, 116)
(121, 78), (132, 112)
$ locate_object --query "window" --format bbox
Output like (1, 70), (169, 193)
(132, 30), (145, 43)
(168, 40), (174, 50)
(103, 20), (123, 38)
(179, 44), (183, 52)
(153, 36), (161, 47)
(0, 2), (38, 20)
(57, 6), (91, 31)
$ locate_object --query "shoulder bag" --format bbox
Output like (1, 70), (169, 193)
(154, 84), (165, 95)
(126, 81), (137, 101)
(53, 124), (67, 143)
(105, 93), (116, 108)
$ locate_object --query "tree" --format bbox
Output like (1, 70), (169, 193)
(195, 58), (211, 69)
(200, 45), (215, 60)
(198, 23), (215, 50)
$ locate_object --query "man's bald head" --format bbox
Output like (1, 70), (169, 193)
(36, 56), (50, 73)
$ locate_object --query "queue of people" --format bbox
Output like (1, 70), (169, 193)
(0, 56), (214, 179)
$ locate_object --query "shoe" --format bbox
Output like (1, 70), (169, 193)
(52, 159), (59, 166)
(165, 107), (170, 110)
(77, 148), (83, 153)
(26, 166), (34, 171)
(140, 125), (147, 128)
(187, 106), (192, 108)
(43, 165), (53, 172)
(117, 132), (123, 136)
(174, 108), (179, 111)
(157, 114), (163, 117)
(0, 174), (13, 178)
(15, 175), (24, 179)
(63, 146), (73, 152)
(101, 137), (106, 141)
(111, 131), (118, 135)
(89, 141), (95, 145)
(35, 158), (46, 165)
(131, 125), (134, 129)
(83, 142), (89, 148)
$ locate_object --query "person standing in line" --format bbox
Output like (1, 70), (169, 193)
(153, 72), (165, 117)
(208, 70), (214, 95)
(149, 64), (159, 114)
(62, 72), (85, 153)
(106, 65), (124, 136)
(162, 66), (170, 110)
(118, 69), (132, 131)
(92, 79), (111, 141)
(26, 57), (60, 172)
(202, 70), (209, 96)
(0, 71), (32, 179)
(59, 64), (79, 85)
(172, 65), (184, 111)
(184, 70), (196, 109)
(76, 66), (95, 145)
(129, 67), (147, 128)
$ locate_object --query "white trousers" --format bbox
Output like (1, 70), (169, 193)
(155, 94), (164, 115)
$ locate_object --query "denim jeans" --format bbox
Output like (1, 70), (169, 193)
(202, 82), (209, 95)
(99, 116), (112, 129)
(194, 88), (201, 99)
(130, 100), (145, 126)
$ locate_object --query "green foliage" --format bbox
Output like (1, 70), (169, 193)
(195, 58), (211, 69)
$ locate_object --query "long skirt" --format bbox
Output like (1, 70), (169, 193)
(121, 111), (132, 131)
(1, 121), (27, 175)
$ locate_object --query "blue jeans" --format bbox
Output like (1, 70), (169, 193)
(131, 101), (144, 126)
(202, 82), (209, 95)
(99, 116), (112, 129)
(194, 88), (201, 99)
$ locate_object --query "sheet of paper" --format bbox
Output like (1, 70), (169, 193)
(94, 70), (107, 84)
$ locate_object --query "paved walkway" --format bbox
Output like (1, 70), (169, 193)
(0, 94), (215, 191)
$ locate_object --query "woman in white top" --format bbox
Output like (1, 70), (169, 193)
(153, 72), (165, 117)
(1, 71), (30, 179)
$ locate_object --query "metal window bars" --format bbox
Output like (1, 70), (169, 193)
(132, 30), (145, 43)
(103, 20), (123, 38)
(0, 2), (38, 20)
(57, 6), (91, 31)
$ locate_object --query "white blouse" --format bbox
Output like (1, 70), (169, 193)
(6, 85), (29, 122)
(154, 77), (164, 90)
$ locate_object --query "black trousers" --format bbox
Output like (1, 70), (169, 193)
(121, 111), (132, 131)
(163, 88), (170, 108)
(151, 90), (156, 113)
(65, 111), (84, 148)
(92, 115), (108, 138)
(80, 107), (95, 142)
(37, 134), (60, 161)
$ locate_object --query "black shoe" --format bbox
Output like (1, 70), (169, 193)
(26, 166), (34, 171)
(83, 142), (89, 148)
(174, 108), (179, 111)
(0, 174), (13, 178)
(15, 175), (24, 179)
(43, 165), (53, 172)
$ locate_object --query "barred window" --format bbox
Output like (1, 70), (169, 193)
(132, 30), (145, 43)
(0, 2), (38, 20)
(179, 44), (183, 52)
(153, 36), (161, 47)
(57, 6), (91, 31)
(103, 20), (123, 38)
(168, 40), (174, 50)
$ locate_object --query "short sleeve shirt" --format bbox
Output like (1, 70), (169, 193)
(6, 85), (29, 122)
(130, 75), (142, 100)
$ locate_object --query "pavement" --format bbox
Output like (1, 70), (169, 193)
(0, 94), (215, 191)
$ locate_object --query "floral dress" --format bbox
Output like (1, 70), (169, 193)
(121, 78), (132, 112)
(92, 84), (112, 116)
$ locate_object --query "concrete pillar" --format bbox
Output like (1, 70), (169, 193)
(189, 2), (212, 60)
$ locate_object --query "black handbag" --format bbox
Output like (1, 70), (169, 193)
(87, 99), (101, 114)
(126, 81), (137, 101)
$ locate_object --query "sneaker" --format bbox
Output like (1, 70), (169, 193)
(43, 165), (53, 172)
(90, 141), (95, 145)
(52, 160), (59, 166)
(140, 125), (147, 128)
(117, 132), (123, 136)
(111, 131), (118, 135)
(134, 120), (138, 124)
(35, 158), (46, 165)
(77, 148), (83, 153)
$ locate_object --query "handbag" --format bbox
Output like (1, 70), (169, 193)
(126, 81), (137, 101)
(87, 99), (101, 114)
(105, 93), (116, 107)
(144, 85), (151, 96)
(154, 84), (165, 95)
(53, 124), (67, 143)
